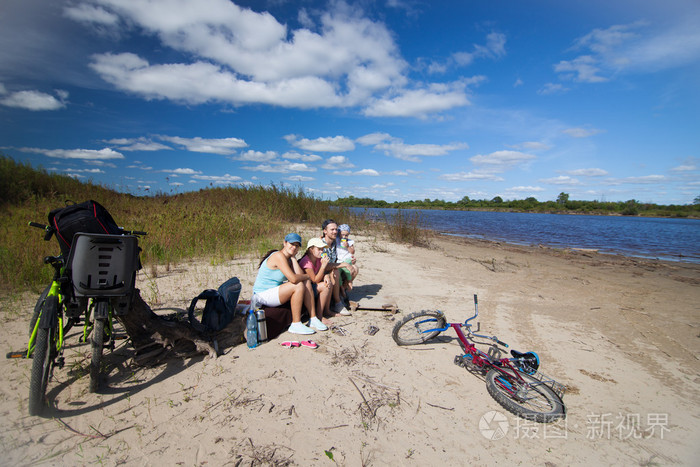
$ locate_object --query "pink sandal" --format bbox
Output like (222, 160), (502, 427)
(300, 340), (318, 349)
(280, 341), (300, 348)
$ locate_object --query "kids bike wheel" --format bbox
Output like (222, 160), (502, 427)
(392, 310), (446, 346)
(485, 367), (565, 423)
(89, 317), (106, 393)
(28, 296), (58, 416)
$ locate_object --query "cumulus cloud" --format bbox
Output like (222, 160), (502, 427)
(322, 155), (354, 170)
(334, 168), (380, 176)
(191, 173), (243, 184)
(0, 89), (68, 110)
(374, 138), (469, 162)
(106, 137), (172, 151)
(17, 147), (124, 160)
(284, 134), (355, 152)
(157, 135), (248, 154)
(66, 0), (468, 116)
(363, 85), (470, 118)
(469, 150), (536, 172)
(163, 168), (202, 175)
(242, 160), (316, 173)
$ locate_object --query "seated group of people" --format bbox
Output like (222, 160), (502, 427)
(251, 219), (359, 335)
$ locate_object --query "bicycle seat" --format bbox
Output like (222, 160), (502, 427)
(511, 350), (540, 374)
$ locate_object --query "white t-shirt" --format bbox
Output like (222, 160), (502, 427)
(336, 237), (354, 262)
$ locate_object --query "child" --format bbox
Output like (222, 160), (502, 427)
(336, 224), (359, 289)
(298, 237), (333, 326)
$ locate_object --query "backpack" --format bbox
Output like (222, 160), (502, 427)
(187, 277), (242, 333)
(49, 200), (123, 255)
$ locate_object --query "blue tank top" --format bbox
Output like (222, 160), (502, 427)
(253, 256), (287, 294)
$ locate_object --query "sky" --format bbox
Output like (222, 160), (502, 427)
(1, 0), (699, 205)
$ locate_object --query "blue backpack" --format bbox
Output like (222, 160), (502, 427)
(187, 277), (242, 332)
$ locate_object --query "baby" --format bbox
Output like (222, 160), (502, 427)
(336, 224), (359, 288)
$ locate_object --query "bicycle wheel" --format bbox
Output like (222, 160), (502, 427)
(28, 296), (58, 416)
(29, 285), (51, 336)
(89, 317), (106, 393)
(485, 367), (565, 423)
(392, 310), (446, 346)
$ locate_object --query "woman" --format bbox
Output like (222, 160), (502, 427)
(252, 233), (326, 334)
(298, 237), (333, 322)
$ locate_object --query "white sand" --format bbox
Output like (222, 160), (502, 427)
(1, 233), (698, 465)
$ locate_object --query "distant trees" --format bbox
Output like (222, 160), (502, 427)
(330, 193), (700, 218)
(694, 195), (700, 205)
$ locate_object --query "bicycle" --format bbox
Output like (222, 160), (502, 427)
(392, 295), (566, 423)
(22, 222), (145, 415)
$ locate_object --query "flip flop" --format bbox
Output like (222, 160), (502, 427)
(300, 340), (318, 349)
(280, 341), (300, 348)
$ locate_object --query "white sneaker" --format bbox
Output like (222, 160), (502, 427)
(333, 301), (345, 313)
(309, 317), (328, 331)
(288, 322), (315, 335)
(338, 308), (352, 316)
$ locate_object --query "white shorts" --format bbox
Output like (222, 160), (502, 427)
(253, 286), (282, 307)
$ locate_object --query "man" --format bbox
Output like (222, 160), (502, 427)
(321, 219), (349, 315)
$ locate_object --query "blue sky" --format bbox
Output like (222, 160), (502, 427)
(1, 0), (699, 204)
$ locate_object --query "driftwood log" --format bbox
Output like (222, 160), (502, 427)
(117, 289), (247, 365)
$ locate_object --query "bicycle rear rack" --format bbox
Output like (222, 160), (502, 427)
(530, 371), (567, 399)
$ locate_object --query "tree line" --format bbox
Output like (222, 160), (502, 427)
(331, 193), (700, 218)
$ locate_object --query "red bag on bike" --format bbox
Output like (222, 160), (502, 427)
(48, 200), (123, 255)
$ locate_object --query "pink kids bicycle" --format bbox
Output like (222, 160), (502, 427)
(392, 295), (566, 423)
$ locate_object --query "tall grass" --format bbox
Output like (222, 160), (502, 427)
(0, 156), (349, 292)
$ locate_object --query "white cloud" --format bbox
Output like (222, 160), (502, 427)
(555, 19), (700, 83)
(510, 141), (552, 151)
(18, 147), (124, 160)
(539, 175), (581, 185)
(333, 168), (380, 176)
(538, 83), (569, 95)
(0, 89), (67, 110)
(106, 137), (171, 151)
(566, 168), (608, 177)
(284, 134), (355, 152)
(440, 171), (504, 182)
(470, 150), (536, 172)
(191, 173), (242, 183)
(375, 139), (469, 162)
(163, 168), (202, 175)
(562, 127), (603, 138)
(237, 150), (278, 162)
(356, 132), (391, 145)
(74, 0), (432, 112)
(157, 135), (248, 154)
(282, 151), (322, 162)
(287, 175), (315, 182)
(363, 85), (470, 118)
(242, 160), (316, 173)
(322, 155), (354, 170)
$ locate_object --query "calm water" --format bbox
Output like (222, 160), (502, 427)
(351, 208), (700, 263)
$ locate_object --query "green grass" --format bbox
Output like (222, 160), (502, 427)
(0, 155), (432, 294)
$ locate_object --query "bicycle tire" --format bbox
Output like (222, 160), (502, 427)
(485, 367), (565, 423)
(392, 310), (446, 346)
(89, 317), (106, 393)
(29, 285), (51, 336)
(28, 296), (58, 416)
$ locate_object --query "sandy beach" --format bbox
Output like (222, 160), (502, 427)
(1, 231), (699, 466)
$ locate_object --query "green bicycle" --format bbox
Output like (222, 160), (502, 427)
(25, 223), (143, 415)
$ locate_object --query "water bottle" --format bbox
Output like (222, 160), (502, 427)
(245, 308), (258, 349)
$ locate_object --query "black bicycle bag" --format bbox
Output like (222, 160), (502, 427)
(48, 200), (123, 255)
